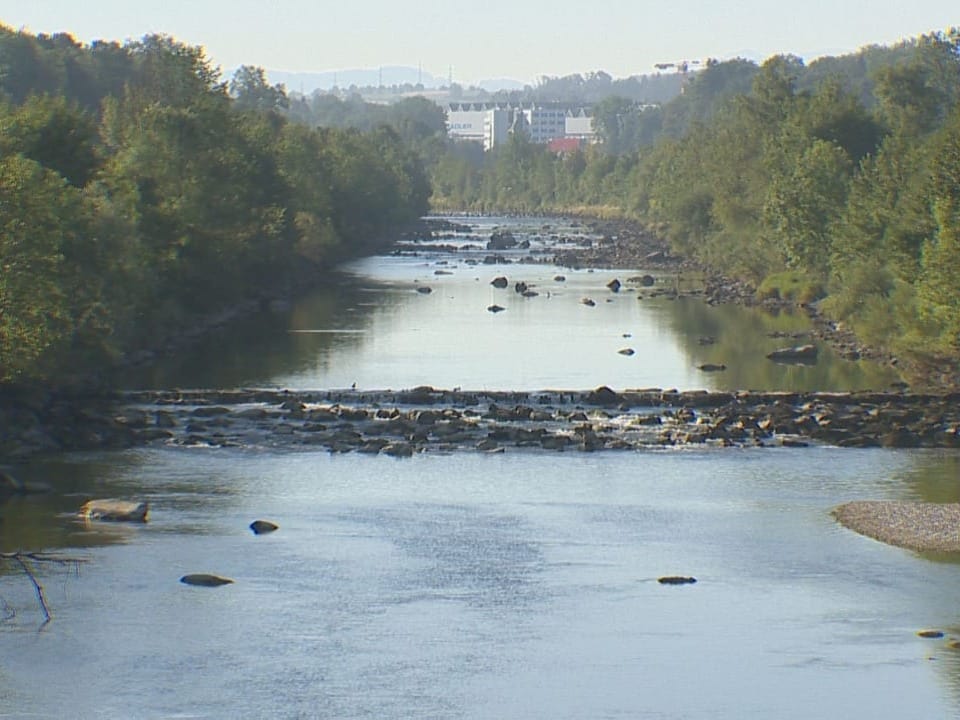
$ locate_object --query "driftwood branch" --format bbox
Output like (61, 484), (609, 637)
(1, 551), (89, 626)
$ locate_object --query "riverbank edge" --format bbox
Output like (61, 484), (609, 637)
(833, 501), (960, 553)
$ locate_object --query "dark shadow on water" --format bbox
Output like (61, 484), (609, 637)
(114, 272), (387, 390)
(663, 297), (902, 391)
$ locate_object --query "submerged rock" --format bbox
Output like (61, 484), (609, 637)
(766, 344), (818, 362)
(180, 574), (234, 587)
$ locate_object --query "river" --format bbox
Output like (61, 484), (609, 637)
(2, 216), (960, 719)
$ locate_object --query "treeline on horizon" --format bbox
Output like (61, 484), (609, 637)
(296, 69), (685, 107)
(0, 26), (433, 386)
(431, 30), (960, 378)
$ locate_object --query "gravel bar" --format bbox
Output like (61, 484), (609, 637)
(833, 501), (960, 552)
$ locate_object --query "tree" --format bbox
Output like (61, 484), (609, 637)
(0, 155), (98, 381)
(230, 65), (289, 113)
(764, 139), (851, 274)
(0, 95), (101, 186)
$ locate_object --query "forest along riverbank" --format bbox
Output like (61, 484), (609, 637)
(62, 386), (960, 457)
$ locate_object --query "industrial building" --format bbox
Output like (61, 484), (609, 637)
(445, 103), (595, 150)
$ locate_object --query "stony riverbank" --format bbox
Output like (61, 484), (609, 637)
(833, 501), (960, 553)
(6, 386), (959, 460)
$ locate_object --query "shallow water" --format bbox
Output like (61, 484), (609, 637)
(2, 216), (958, 719)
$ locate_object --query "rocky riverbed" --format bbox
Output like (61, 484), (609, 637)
(6, 386), (958, 460)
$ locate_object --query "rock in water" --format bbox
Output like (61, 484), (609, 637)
(658, 576), (697, 585)
(80, 499), (149, 522)
(487, 304), (505, 313)
(698, 363), (727, 372)
(180, 574), (234, 587)
(249, 520), (279, 535)
(766, 344), (818, 362)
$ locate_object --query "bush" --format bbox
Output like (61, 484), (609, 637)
(757, 271), (826, 304)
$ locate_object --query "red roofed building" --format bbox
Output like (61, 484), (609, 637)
(547, 137), (584, 154)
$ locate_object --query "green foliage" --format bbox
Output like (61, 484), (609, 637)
(230, 65), (289, 113)
(0, 155), (113, 382)
(757, 271), (826, 304)
(0, 95), (100, 186)
(0, 28), (431, 386)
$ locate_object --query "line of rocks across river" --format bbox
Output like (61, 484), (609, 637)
(6, 385), (957, 460)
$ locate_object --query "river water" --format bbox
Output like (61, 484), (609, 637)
(3, 216), (960, 719)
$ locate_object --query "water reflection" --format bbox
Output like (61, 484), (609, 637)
(116, 278), (385, 389)
(663, 297), (901, 391)
(118, 215), (902, 393)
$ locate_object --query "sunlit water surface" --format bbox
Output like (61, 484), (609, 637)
(2, 217), (959, 719)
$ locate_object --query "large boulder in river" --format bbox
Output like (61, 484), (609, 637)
(490, 276), (509, 289)
(587, 386), (621, 406)
(486, 231), (517, 250)
(766, 344), (818, 363)
(80, 499), (149, 522)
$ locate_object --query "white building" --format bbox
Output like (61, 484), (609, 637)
(482, 109), (512, 151)
(445, 103), (595, 150)
(445, 103), (487, 143)
(565, 109), (594, 141)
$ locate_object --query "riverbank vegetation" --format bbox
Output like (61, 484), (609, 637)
(0, 28), (431, 387)
(430, 30), (960, 385)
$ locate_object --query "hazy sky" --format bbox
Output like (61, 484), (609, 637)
(1, 1), (956, 85)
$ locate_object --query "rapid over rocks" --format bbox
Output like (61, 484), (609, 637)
(44, 385), (958, 457)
